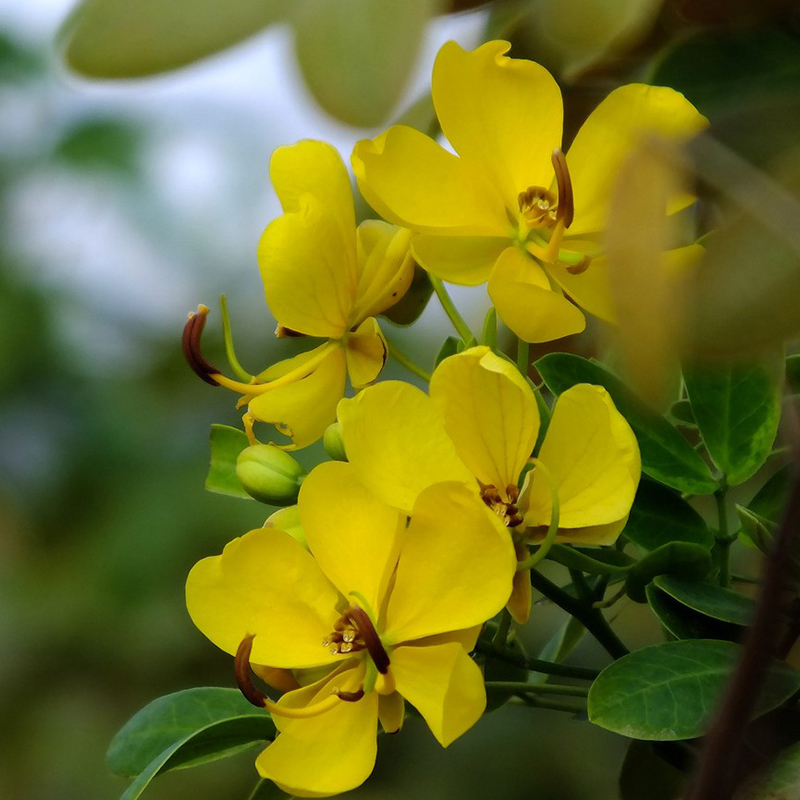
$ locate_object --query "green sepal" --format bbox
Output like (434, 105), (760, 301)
(588, 640), (800, 740)
(535, 354), (717, 494)
(625, 542), (713, 603)
(205, 425), (251, 499)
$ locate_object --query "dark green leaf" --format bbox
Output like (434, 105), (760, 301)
(624, 480), (714, 551)
(683, 357), (782, 485)
(59, 0), (289, 78)
(294, 0), (441, 127)
(535, 354), (717, 494)
(669, 399), (696, 427)
(381, 263), (433, 326)
(735, 740), (800, 800)
(787, 354), (800, 394)
(646, 583), (737, 641)
(653, 575), (755, 626)
(749, 466), (792, 523)
(108, 688), (274, 781)
(619, 740), (686, 800)
(626, 542), (713, 603)
(205, 425), (251, 499)
(589, 640), (800, 740)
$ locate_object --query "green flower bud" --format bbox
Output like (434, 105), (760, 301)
(235, 444), (305, 506)
(323, 422), (347, 462)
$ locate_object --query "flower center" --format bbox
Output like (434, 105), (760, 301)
(323, 605), (391, 673)
(518, 186), (559, 229)
(480, 482), (524, 528)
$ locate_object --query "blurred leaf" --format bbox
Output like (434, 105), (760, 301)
(293, 0), (440, 127)
(589, 640), (800, 740)
(536, 354), (717, 494)
(0, 30), (44, 79)
(652, 575), (755, 626)
(750, 465), (792, 523)
(619, 740), (685, 800)
(735, 740), (800, 800)
(54, 118), (143, 176)
(205, 424), (252, 499)
(107, 688), (274, 785)
(59, 0), (289, 78)
(626, 542), (713, 602)
(683, 355), (782, 485)
(381, 263), (433, 326)
(624, 479), (714, 551)
(788, 354), (800, 393)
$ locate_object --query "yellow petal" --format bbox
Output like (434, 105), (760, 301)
(384, 482), (516, 643)
(264, 504), (307, 549)
(258, 661), (378, 797)
(548, 251), (617, 324)
(412, 234), (509, 285)
(258, 192), (356, 338)
(429, 346), (539, 495)
(248, 344), (347, 449)
(378, 692), (405, 734)
(390, 641), (485, 746)
(351, 221), (415, 322)
(299, 461), (404, 617)
(269, 140), (356, 253)
(488, 246), (586, 342)
(352, 125), (509, 236)
(432, 40), (563, 212)
(566, 84), (708, 236)
(337, 380), (474, 513)
(404, 626), (482, 651)
(185, 527), (341, 668)
(344, 317), (387, 389)
(523, 384), (640, 529)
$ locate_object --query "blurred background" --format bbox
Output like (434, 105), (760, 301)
(2, 1), (800, 799)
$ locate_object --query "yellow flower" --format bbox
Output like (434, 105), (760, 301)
(183, 140), (414, 449)
(337, 347), (641, 621)
(352, 40), (708, 343)
(186, 460), (515, 797)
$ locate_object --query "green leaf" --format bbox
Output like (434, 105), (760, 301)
(535, 354), (717, 494)
(669, 399), (696, 428)
(623, 480), (714, 552)
(683, 357), (782, 485)
(293, 0), (441, 127)
(108, 688), (274, 799)
(433, 335), (462, 369)
(55, 118), (142, 176)
(589, 640), (800, 740)
(735, 740), (800, 800)
(787, 354), (800, 394)
(646, 583), (736, 641)
(736, 505), (775, 553)
(626, 542), (713, 603)
(652, 575), (755, 626)
(205, 425), (251, 499)
(619, 740), (687, 800)
(59, 0), (289, 78)
(749, 465), (792, 523)
(381, 263), (433, 326)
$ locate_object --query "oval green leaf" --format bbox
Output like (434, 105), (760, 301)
(59, 0), (289, 78)
(293, 0), (441, 127)
(589, 640), (800, 740)
(205, 424), (252, 499)
(646, 584), (740, 641)
(683, 357), (781, 486)
(653, 575), (755, 627)
(535, 354), (717, 494)
(624, 480), (714, 552)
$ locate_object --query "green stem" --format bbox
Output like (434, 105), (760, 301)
(511, 694), (587, 714)
(517, 337), (530, 377)
(476, 638), (599, 680)
(220, 294), (254, 382)
(715, 486), (731, 588)
(386, 338), (432, 382)
(528, 570), (630, 659)
(485, 681), (589, 697)
(429, 275), (474, 343)
(492, 608), (512, 646)
(516, 459), (560, 571)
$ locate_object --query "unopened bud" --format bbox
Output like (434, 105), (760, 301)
(235, 444), (305, 506)
(323, 423), (347, 462)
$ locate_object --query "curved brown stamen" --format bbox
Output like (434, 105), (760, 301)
(335, 688), (366, 703)
(235, 634), (268, 708)
(346, 606), (390, 674)
(551, 149), (574, 229)
(182, 305), (221, 386)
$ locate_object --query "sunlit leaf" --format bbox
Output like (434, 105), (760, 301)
(589, 640), (800, 740)
(59, 0), (289, 78)
(293, 0), (441, 127)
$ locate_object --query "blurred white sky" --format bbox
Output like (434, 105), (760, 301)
(0, 1), (488, 371)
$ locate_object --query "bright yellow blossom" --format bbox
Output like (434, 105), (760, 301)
(186, 460), (515, 797)
(184, 139), (414, 449)
(352, 40), (708, 343)
(337, 347), (641, 621)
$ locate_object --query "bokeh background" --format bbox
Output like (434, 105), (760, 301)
(3, 1), (800, 799)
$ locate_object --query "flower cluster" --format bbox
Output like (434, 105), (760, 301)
(182, 39), (706, 797)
